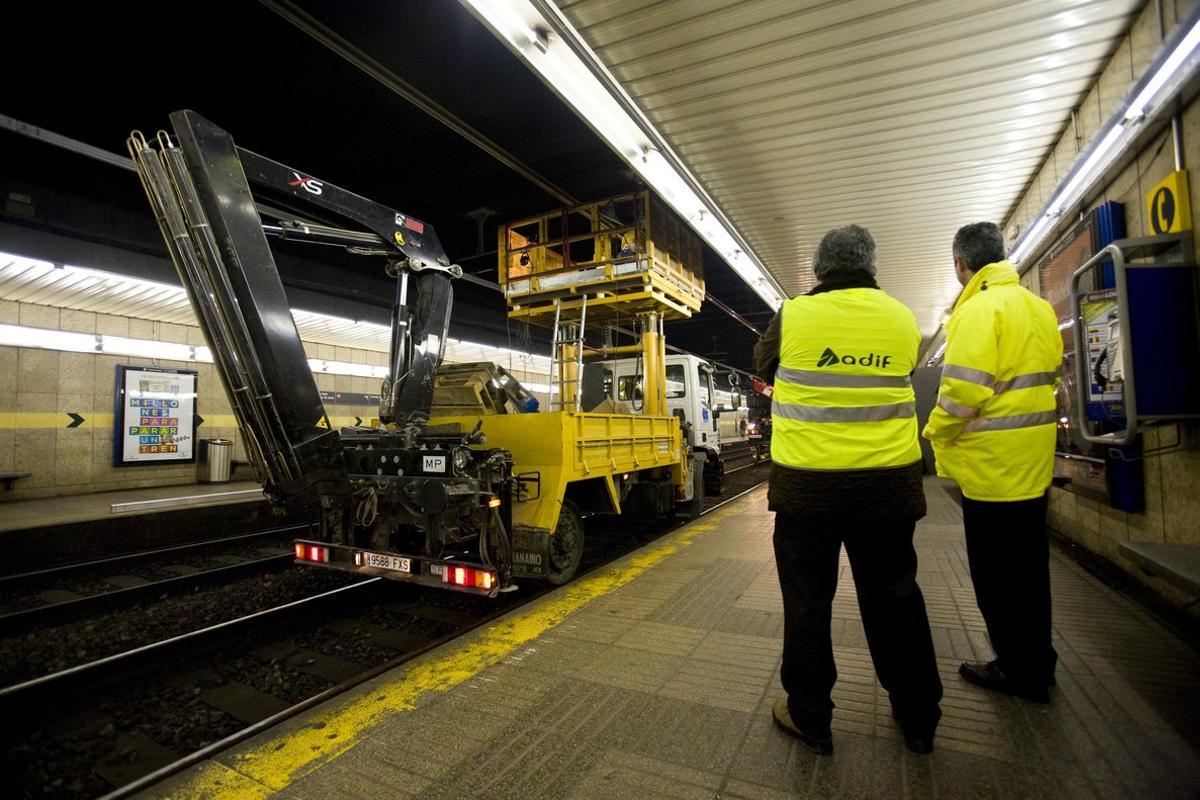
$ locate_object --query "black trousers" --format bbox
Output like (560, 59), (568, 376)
(773, 513), (943, 735)
(961, 493), (1057, 687)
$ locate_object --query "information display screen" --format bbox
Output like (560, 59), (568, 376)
(114, 365), (198, 466)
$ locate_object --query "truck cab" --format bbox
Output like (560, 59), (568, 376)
(598, 353), (729, 494)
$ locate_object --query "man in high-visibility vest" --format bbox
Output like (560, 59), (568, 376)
(923, 221), (1062, 704)
(755, 225), (942, 756)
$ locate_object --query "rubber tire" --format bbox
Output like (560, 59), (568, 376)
(546, 501), (585, 585)
(704, 458), (724, 497)
(680, 462), (705, 520)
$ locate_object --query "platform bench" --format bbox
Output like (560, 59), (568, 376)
(0, 472), (31, 491)
(1119, 541), (1200, 598)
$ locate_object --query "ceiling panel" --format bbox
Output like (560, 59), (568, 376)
(555, 0), (1143, 330)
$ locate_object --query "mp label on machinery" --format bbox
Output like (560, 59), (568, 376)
(423, 455), (446, 472)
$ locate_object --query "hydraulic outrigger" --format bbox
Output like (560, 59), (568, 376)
(129, 111), (517, 595)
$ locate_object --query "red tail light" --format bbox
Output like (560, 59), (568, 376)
(442, 564), (496, 590)
(296, 544), (329, 563)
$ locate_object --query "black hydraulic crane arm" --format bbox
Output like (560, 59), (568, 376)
(129, 110), (460, 505)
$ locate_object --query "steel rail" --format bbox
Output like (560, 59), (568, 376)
(0, 524), (309, 588)
(0, 554), (295, 637)
(0, 579), (381, 713)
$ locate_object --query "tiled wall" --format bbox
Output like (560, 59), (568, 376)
(0, 299), (381, 501)
(1003, 0), (1200, 610)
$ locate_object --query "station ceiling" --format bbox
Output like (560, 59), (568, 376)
(0, 0), (1145, 369)
(552, 0), (1144, 331)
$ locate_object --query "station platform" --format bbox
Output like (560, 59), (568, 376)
(0, 481), (301, 572)
(145, 481), (1200, 800)
(0, 481), (263, 534)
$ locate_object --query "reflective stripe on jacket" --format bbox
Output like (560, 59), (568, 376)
(922, 260), (1063, 501)
(771, 288), (922, 470)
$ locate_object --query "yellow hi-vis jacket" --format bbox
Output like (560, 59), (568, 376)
(771, 288), (922, 470)
(922, 260), (1063, 501)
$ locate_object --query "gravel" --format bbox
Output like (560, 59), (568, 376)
(0, 567), (361, 686)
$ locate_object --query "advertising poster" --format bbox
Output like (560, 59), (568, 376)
(114, 366), (198, 466)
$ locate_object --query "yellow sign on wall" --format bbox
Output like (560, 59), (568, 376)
(1146, 170), (1192, 234)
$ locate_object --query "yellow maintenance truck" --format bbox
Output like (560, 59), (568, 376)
(429, 190), (708, 584)
(130, 110), (705, 596)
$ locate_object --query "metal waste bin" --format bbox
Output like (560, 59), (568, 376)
(197, 438), (233, 483)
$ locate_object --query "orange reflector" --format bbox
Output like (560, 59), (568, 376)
(478, 571), (494, 590)
(487, 496), (502, 508)
(294, 543), (305, 559)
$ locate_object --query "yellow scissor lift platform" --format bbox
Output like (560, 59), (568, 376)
(501, 190), (705, 325)
(428, 191), (706, 584)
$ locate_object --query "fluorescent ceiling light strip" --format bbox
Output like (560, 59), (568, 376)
(0, 323), (97, 353)
(460, 0), (785, 310)
(1009, 6), (1200, 265)
(1125, 17), (1200, 119)
(0, 251), (550, 371)
(0, 322), (554, 387)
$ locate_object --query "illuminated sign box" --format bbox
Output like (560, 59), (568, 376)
(113, 365), (198, 467)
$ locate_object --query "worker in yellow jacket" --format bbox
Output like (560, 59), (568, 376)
(756, 225), (942, 756)
(923, 221), (1063, 703)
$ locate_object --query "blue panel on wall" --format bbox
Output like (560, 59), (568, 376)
(1092, 201), (1126, 288)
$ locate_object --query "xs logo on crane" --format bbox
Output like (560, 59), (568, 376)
(288, 172), (324, 196)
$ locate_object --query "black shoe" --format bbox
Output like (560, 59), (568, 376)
(891, 710), (934, 754)
(959, 661), (1050, 703)
(772, 698), (833, 755)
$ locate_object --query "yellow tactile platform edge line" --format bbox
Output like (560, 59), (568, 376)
(158, 493), (751, 799)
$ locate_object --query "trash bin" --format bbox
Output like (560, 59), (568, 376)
(197, 438), (233, 483)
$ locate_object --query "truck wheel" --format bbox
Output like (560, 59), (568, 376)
(679, 462), (704, 520)
(704, 458), (724, 496)
(546, 502), (585, 585)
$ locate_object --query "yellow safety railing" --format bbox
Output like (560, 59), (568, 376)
(499, 190), (705, 324)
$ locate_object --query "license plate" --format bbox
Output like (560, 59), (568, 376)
(359, 552), (411, 573)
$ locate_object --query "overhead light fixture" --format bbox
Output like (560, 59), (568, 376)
(460, 0), (786, 310)
(0, 250), (552, 375)
(1009, 5), (1200, 265)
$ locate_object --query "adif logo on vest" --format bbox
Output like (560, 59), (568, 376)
(817, 347), (892, 369)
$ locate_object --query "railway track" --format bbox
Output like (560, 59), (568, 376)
(2, 464), (769, 800)
(0, 526), (310, 618)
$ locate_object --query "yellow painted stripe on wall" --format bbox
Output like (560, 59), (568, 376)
(0, 412), (365, 431)
(162, 500), (744, 797)
(0, 412), (115, 429)
(0, 412), (237, 430)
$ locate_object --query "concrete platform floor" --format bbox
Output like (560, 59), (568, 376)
(147, 481), (1200, 800)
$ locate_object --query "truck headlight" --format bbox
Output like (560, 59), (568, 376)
(452, 447), (472, 474)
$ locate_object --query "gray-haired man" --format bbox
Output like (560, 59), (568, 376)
(756, 225), (942, 755)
